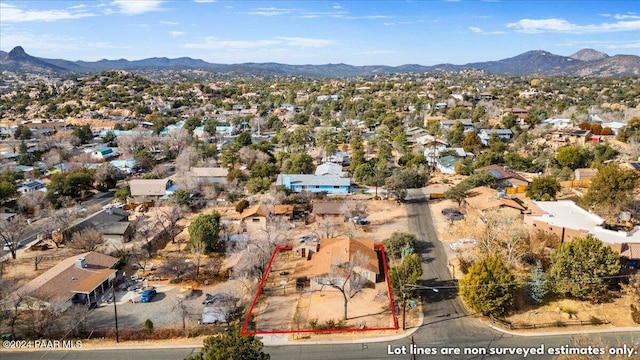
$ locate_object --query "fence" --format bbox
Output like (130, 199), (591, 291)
(559, 179), (591, 188)
(490, 315), (609, 330)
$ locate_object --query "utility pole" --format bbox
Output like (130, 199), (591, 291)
(112, 282), (119, 343)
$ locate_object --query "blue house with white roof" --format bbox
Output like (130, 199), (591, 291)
(276, 174), (351, 194)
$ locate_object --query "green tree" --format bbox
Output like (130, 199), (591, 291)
(170, 189), (192, 206)
(95, 164), (126, 191)
(72, 124), (93, 144)
(461, 132), (482, 153)
(459, 256), (518, 316)
(448, 121), (465, 146)
(284, 153), (314, 174)
(581, 163), (640, 210)
(246, 177), (272, 194)
(13, 125), (32, 140)
(183, 117), (202, 134)
(547, 235), (619, 302)
(527, 262), (547, 304)
(444, 185), (469, 207)
(389, 253), (423, 299)
(186, 329), (269, 360)
(188, 212), (221, 254)
(384, 167), (428, 203)
(526, 175), (561, 201)
(0, 181), (17, 200)
(114, 186), (131, 202)
(555, 146), (591, 170)
(383, 232), (417, 259)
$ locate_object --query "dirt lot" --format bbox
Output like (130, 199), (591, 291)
(251, 250), (396, 333)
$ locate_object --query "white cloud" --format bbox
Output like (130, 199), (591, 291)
(333, 4), (343, 10)
(160, 21), (179, 25)
(248, 7), (295, 16)
(507, 18), (640, 34)
(469, 26), (504, 35)
(194, 0), (216, 2)
(183, 36), (333, 51)
(183, 37), (281, 50)
(111, 0), (163, 15)
(276, 37), (334, 48)
(0, 3), (95, 23)
(170, 31), (185, 37)
(601, 13), (640, 20)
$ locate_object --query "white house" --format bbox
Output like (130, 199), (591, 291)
(478, 129), (513, 146)
(542, 118), (572, 129)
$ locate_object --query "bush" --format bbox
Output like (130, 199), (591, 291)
(144, 319), (154, 333)
(235, 199), (250, 213)
(631, 304), (640, 324)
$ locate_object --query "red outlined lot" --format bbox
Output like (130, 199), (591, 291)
(241, 244), (398, 335)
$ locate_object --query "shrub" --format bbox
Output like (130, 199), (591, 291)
(235, 199), (250, 213)
(144, 319), (154, 333)
(631, 304), (640, 324)
(309, 318), (319, 330)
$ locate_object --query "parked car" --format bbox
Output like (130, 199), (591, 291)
(3, 242), (21, 251)
(139, 289), (157, 303)
(441, 208), (459, 215)
(444, 211), (464, 221)
(298, 234), (319, 243)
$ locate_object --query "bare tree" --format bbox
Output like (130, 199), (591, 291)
(17, 191), (50, 215)
(342, 200), (368, 224)
(155, 204), (188, 244)
(0, 215), (32, 259)
(231, 216), (292, 281)
(191, 237), (207, 280)
(315, 217), (340, 239)
(158, 254), (195, 282)
(34, 255), (44, 271)
(475, 209), (530, 269)
(324, 251), (370, 320)
(165, 129), (192, 158)
(69, 228), (106, 253)
(172, 298), (195, 333)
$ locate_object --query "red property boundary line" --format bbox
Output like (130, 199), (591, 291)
(240, 243), (398, 335)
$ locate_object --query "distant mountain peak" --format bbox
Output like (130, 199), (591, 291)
(570, 48), (609, 61)
(8, 46), (28, 59)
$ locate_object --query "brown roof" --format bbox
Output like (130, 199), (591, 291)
(620, 243), (640, 260)
(312, 202), (346, 216)
(295, 237), (378, 278)
(190, 167), (228, 178)
(129, 179), (170, 197)
(464, 186), (527, 212)
(273, 205), (294, 216)
(476, 165), (530, 184)
(240, 204), (269, 220)
(19, 252), (118, 305)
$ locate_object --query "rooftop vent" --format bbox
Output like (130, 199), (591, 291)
(76, 257), (87, 269)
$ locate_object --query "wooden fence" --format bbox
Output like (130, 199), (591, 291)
(490, 315), (609, 330)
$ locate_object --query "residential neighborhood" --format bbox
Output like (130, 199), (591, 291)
(1, 47), (640, 359)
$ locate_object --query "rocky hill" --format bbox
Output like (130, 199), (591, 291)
(1, 46), (638, 77)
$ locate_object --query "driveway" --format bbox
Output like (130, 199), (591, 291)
(86, 284), (201, 329)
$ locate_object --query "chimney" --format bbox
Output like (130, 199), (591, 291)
(76, 258), (87, 268)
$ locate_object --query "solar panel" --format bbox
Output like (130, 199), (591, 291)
(488, 169), (504, 179)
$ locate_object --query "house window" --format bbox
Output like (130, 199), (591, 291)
(315, 186), (320, 189)
(252, 218), (260, 223)
(333, 186), (340, 189)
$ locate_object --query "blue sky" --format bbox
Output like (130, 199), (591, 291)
(1, 1), (639, 66)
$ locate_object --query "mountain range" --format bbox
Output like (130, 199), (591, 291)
(1, 46), (638, 77)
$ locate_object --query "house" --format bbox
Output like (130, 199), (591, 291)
(623, 162), (640, 172)
(69, 207), (132, 245)
(294, 237), (381, 292)
(129, 179), (174, 203)
(322, 151), (351, 166)
(317, 95), (338, 101)
(542, 118), (572, 129)
(15, 252), (118, 311)
(463, 186), (527, 217)
(574, 168), (598, 181)
(551, 129), (592, 146)
(16, 180), (46, 194)
(439, 119), (474, 131)
(189, 167), (229, 185)
(276, 174), (351, 194)
(294, 242), (319, 260)
(240, 204), (269, 233)
(602, 121), (626, 135)
(91, 147), (117, 161)
(436, 155), (458, 175)
(415, 134), (449, 148)
(504, 108), (528, 121)
(110, 159), (136, 174)
(478, 129), (513, 146)
(315, 162), (345, 177)
(524, 200), (640, 244)
(312, 202), (347, 220)
(475, 165), (530, 188)
(606, 243), (639, 273)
